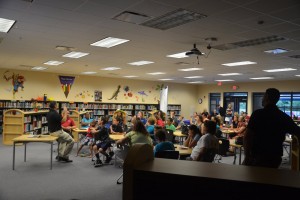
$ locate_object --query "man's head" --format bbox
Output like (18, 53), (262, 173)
(203, 120), (216, 135)
(262, 88), (280, 107)
(84, 112), (90, 119)
(167, 117), (173, 125)
(49, 101), (57, 109)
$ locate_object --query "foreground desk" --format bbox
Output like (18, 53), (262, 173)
(12, 135), (58, 170)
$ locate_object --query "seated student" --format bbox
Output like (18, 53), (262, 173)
(91, 117), (113, 167)
(146, 117), (155, 139)
(154, 129), (175, 156)
(61, 109), (76, 137)
(175, 115), (185, 130)
(165, 117), (176, 132)
(110, 117), (124, 135)
(116, 120), (153, 160)
(183, 124), (201, 148)
(231, 115), (239, 128)
(189, 120), (219, 162)
(170, 111), (178, 127)
(76, 121), (97, 157)
(155, 114), (165, 127)
(81, 112), (94, 129)
(137, 111), (147, 125)
(230, 116), (246, 139)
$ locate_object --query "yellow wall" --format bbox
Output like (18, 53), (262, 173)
(197, 80), (300, 114)
(0, 69), (198, 118)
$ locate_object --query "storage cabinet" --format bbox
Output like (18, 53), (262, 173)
(3, 109), (48, 145)
(69, 110), (89, 128)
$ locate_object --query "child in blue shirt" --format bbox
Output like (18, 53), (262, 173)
(154, 129), (174, 156)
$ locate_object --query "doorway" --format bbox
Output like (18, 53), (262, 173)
(223, 92), (248, 115)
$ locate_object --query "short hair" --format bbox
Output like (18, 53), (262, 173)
(155, 130), (166, 141)
(189, 124), (199, 134)
(202, 112), (208, 117)
(204, 120), (216, 135)
(90, 121), (97, 127)
(168, 117), (173, 123)
(265, 88), (280, 104)
(100, 116), (107, 125)
(49, 101), (56, 109)
(148, 117), (155, 125)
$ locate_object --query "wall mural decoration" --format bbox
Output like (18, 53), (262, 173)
(137, 91), (148, 102)
(108, 85), (121, 100)
(3, 70), (25, 98)
(94, 90), (102, 102)
(75, 90), (93, 100)
(59, 75), (75, 98)
(123, 85), (133, 99)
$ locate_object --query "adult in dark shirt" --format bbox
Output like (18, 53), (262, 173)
(243, 88), (300, 168)
(110, 117), (124, 134)
(217, 104), (225, 124)
(46, 101), (74, 162)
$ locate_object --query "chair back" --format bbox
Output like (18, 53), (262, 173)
(165, 130), (174, 142)
(155, 150), (179, 160)
(218, 138), (229, 156)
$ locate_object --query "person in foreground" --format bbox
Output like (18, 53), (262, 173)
(189, 120), (218, 162)
(153, 129), (175, 156)
(243, 88), (300, 168)
(46, 101), (74, 162)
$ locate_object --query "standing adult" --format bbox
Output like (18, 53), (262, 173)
(225, 104), (233, 125)
(243, 88), (300, 168)
(217, 104), (226, 124)
(47, 102), (74, 162)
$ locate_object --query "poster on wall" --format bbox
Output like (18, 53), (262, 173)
(94, 90), (102, 102)
(59, 75), (75, 98)
(3, 70), (25, 98)
(160, 85), (168, 114)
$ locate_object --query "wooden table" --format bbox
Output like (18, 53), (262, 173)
(174, 144), (192, 156)
(229, 139), (243, 165)
(174, 131), (187, 145)
(110, 134), (125, 141)
(221, 128), (236, 138)
(12, 135), (58, 170)
(72, 128), (88, 149)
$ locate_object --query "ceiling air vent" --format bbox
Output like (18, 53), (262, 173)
(113, 11), (150, 24)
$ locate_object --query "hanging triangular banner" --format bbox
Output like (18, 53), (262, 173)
(59, 76), (75, 98)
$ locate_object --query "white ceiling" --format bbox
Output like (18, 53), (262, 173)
(0, 0), (299, 84)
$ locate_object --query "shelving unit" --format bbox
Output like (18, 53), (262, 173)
(69, 110), (89, 128)
(2, 109), (49, 145)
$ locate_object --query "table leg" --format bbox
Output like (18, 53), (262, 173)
(233, 147), (236, 165)
(50, 142), (53, 170)
(13, 142), (16, 170)
(24, 142), (27, 162)
(239, 147), (242, 165)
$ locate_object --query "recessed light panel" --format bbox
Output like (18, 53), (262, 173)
(159, 78), (174, 81)
(222, 61), (257, 67)
(101, 67), (121, 71)
(63, 51), (89, 58)
(0, 17), (16, 33)
(31, 66), (47, 71)
(250, 77), (274, 80)
(90, 37), (129, 48)
(264, 48), (289, 54)
(81, 71), (97, 74)
(215, 79), (234, 82)
(147, 72), (165, 75)
(184, 76), (203, 79)
(178, 68), (203, 71)
(296, 75), (300, 77)
(44, 61), (64, 66)
(263, 68), (297, 72)
(167, 52), (188, 58)
(123, 75), (138, 78)
(218, 73), (242, 76)
(188, 81), (204, 84)
(128, 61), (154, 66)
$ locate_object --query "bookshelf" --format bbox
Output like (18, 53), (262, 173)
(3, 109), (48, 145)
(69, 110), (89, 128)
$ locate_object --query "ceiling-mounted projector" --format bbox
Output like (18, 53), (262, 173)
(185, 43), (202, 56)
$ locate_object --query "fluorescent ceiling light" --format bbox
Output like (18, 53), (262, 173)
(128, 61), (154, 66)
(218, 73), (242, 76)
(264, 48), (289, 54)
(159, 78), (174, 81)
(0, 17), (16, 33)
(101, 67), (121, 71)
(44, 61), (64, 66)
(63, 51), (89, 58)
(31, 66), (47, 71)
(296, 75), (300, 77)
(90, 37), (129, 48)
(263, 68), (297, 72)
(188, 81), (204, 84)
(184, 76), (203, 79)
(215, 79), (234, 82)
(81, 71), (97, 74)
(123, 75), (138, 78)
(250, 77), (274, 80)
(147, 72), (165, 75)
(222, 61), (257, 66)
(178, 68), (203, 71)
(167, 52), (188, 58)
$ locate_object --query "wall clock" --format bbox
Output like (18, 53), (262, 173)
(198, 98), (203, 104)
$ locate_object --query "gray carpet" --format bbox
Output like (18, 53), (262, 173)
(0, 136), (291, 200)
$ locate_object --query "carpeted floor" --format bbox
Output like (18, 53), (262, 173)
(0, 136), (291, 200)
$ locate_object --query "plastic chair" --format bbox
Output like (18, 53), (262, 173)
(215, 138), (229, 163)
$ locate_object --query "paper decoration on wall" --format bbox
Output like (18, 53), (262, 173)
(94, 90), (102, 102)
(138, 91), (148, 102)
(123, 85), (133, 99)
(74, 90), (93, 99)
(59, 75), (75, 98)
(155, 84), (164, 91)
(3, 70), (26, 98)
(108, 85), (121, 100)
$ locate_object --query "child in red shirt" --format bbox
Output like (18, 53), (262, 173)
(76, 121), (97, 157)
